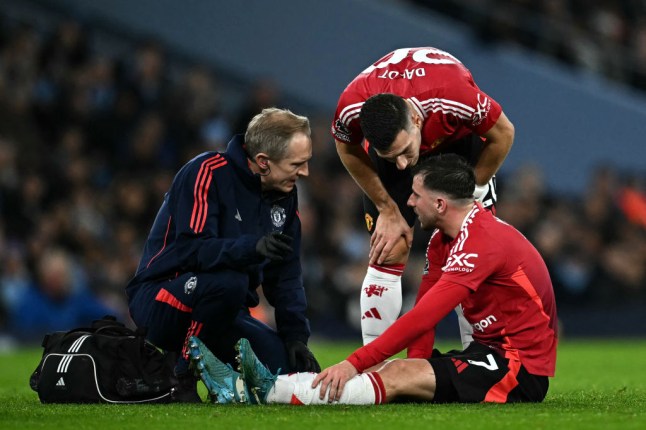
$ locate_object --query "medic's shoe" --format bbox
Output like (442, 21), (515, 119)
(235, 338), (278, 404)
(187, 336), (247, 404)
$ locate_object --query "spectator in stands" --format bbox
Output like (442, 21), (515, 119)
(232, 78), (281, 134)
(8, 248), (118, 341)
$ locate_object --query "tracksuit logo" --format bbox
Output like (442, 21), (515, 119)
(184, 276), (197, 295)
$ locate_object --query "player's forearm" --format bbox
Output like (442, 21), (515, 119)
(335, 140), (396, 212)
(474, 144), (509, 185)
(475, 111), (514, 185)
(406, 328), (436, 359)
(347, 281), (470, 372)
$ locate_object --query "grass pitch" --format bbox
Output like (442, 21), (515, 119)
(1, 339), (644, 430)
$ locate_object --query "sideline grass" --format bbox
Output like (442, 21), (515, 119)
(1, 339), (644, 430)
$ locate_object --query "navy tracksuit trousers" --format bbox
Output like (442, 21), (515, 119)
(128, 270), (289, 373)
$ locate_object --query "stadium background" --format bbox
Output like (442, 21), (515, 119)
(0, 0), (645, 349)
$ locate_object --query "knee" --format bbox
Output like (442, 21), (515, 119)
(381, 238), (411, 265)
(377, 359), (409, 393)
(377, 358), (435, 401)
(199, 270), (248, 305)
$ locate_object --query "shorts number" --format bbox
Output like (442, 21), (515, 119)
(467, 354), (499, 371)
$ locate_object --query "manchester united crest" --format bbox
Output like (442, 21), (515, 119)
(430, 138), (444, 150)
(271, 205), (286, 228)
(184, 276), (197, 295)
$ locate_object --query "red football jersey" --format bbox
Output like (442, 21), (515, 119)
(348, 203), (558, 377)
(332, 47), (502, 153)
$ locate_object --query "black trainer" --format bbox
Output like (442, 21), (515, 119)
(171, 372), (202, 403)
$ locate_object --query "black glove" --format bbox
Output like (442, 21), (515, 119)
(286, 340), (321, 372)
(256, 232), (293, 261)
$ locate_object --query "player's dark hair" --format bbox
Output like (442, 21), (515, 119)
(412, 154), (475, 201)
(359, 93), (410, 151)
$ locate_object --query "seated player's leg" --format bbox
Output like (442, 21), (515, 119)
(360, 151), (416, 344)
(335, 342), (548, 405)
(372, 358), (437, 402)
(237, 337), (387, 405)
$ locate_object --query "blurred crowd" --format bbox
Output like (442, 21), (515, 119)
(411, 0), (646, 93)
(0, 7), (645, 345)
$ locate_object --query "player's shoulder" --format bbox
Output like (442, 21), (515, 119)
(459, 207), (506, 244)
(336, 78), (368, 107)
(471, 207), (507, 232)
(470, 209), (530, 251)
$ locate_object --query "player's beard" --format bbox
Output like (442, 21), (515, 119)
(418, 210), (439, 231)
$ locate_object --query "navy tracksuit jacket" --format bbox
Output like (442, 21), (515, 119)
(126, 135), (310, 372)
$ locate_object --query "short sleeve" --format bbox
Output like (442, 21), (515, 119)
(331, 90), (365, 145)
(424, 73), (503, 138)
(447, 74), (502, 136)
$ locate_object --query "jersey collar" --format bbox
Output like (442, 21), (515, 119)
(407, 97), (428, 120)
(458, 202), (482, 233)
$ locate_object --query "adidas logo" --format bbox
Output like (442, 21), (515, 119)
(451, 358), (469, 374)
(234, 209), (242, 222)
(361, 307), (382, 320)
(56, 377), (66, 387)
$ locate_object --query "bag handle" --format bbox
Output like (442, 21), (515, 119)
(94, 325), (137, 337)
(91, 315), (124, 329)
(89, 316), (139, 337)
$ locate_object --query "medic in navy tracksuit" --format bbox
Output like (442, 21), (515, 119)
(126, 135), (310, 374)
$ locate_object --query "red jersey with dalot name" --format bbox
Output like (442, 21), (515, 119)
(332, 47), (502, 153)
